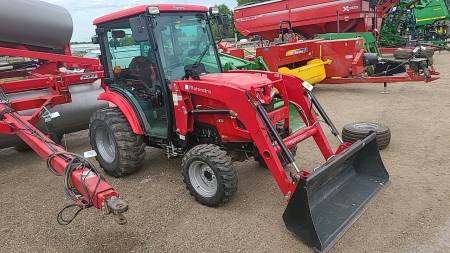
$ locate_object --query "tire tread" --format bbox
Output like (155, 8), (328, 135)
(89, 107), (145, 177)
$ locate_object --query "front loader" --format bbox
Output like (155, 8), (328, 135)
(89, 4), (390, 252)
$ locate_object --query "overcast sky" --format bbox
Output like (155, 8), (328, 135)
(43, 0), (237, 42)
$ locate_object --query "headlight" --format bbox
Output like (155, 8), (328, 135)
(147, 6), (160, 15)
(209, 7), (219, 15)
(255, 85), (276, 104)
(269, 85), (276, 98)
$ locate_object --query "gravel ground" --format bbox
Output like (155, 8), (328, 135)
(0, 52), (449, 253)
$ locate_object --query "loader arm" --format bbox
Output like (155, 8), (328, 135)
(229, 71), (390, 253)
(172, 71), (389, 252)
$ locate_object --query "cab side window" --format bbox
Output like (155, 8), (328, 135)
(107, 29), (141, 69)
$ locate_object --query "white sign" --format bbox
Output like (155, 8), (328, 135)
(343, 5), (359, 12)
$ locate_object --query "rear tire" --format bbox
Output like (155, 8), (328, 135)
(89, 107), (146, 177)
(181, 144), (238, 207)
(342, 122), (391, 150)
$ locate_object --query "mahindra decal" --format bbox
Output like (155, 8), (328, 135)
(185, 84), (212, 94)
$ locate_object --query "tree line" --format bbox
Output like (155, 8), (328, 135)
(210, 0), (259, 41)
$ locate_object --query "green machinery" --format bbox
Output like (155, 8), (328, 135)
(314, 32), (381, 55)
(380, 0), (450, 47)
(219, 53), (268, 71)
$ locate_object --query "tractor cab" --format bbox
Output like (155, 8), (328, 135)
(92, 5), (228, 140)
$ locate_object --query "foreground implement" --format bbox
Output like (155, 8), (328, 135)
(0, 0), (127, 224)
(89, 5), (390, 251)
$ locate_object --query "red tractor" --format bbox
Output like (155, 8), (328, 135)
(89, 4), (390, 252)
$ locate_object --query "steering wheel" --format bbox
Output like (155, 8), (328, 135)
(163, 62), (184, 71)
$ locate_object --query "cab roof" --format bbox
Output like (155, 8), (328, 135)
(93, 4), (209, 25)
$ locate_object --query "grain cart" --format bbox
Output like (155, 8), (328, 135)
(233, 0), (398, 41)
(89, 4), (390, 252)
(0, 0), (128, 225)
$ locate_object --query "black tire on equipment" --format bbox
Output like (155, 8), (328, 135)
(342, 122), (391, 150)
(393, 48), (434, 59)
(89, 107), (146, 177)
(181, 144), (238, 207)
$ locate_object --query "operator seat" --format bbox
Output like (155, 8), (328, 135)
(129, 56), (156, 88)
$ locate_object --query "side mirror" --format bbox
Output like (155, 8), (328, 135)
(95, 28), (106, 35)
(91, 35), (100, 44)
(129, 17), (149, 42)
(221, 15), (230, 36)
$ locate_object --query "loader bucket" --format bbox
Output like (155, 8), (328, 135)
(282, 132), (389, 253)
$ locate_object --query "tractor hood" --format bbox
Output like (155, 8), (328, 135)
(199, 72), (272, 90)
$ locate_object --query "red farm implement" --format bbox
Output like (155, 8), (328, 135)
(0, 0), (128, 225)
(256, 37), (439, 84)
(220, 36), (439, 88)
(233, 0), (397, 40)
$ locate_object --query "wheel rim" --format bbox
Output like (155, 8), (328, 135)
(188, 161), (217, 198)
(353, 122), (379, 131)
(95, 127), (116, 163)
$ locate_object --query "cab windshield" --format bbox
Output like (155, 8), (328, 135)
(153, 12), (221, 80)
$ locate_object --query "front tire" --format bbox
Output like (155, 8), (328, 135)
(89, 107), (146, 177)
(181, 144), (238, 207)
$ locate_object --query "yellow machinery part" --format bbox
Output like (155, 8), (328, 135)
(278, 58), (332, 85)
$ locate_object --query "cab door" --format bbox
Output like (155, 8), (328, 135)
(98, 21), (170, 139)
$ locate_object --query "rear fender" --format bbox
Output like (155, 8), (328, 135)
(97, 91), (144, 135)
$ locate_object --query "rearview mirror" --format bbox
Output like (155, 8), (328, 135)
(129, 17), (149, 42)
(221, 15), (230, 36)
(112, 30), (126, 39)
